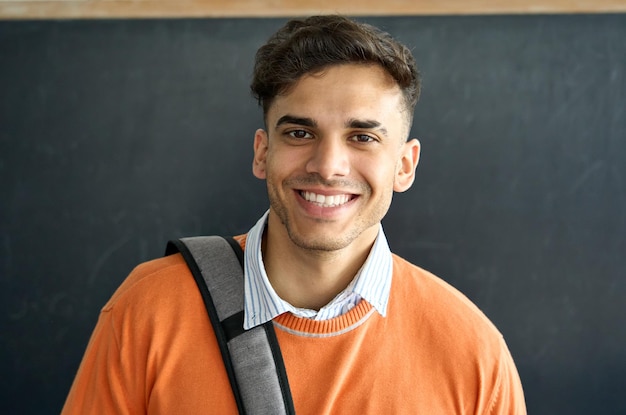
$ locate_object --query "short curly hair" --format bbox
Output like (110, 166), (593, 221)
(251, 15), (421, 122)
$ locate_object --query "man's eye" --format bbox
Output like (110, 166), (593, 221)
(351, 134), (376, 143)
(288, 130), (312, 139)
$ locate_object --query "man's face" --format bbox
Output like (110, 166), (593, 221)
(253, 63), (420, 253)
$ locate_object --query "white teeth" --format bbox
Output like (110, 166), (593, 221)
(302, 191), (351, 207)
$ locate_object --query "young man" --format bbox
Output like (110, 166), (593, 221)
(63, 15), (526, 414)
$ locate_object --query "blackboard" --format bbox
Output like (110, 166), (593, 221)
(1, 14), (625, 414)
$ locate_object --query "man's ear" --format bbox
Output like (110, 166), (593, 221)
(394, 138), (420, 192)
(252, 129), (269, 179)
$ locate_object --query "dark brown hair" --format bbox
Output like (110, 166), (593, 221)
(251, 15), (421, 119)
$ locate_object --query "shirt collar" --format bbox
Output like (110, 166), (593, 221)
(243, 210), (393, 330)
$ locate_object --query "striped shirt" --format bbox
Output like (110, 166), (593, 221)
(243, 210), (393, 330)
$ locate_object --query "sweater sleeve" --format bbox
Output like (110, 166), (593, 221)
(485, 339), (527, 415)
(61, 307), (145, 415)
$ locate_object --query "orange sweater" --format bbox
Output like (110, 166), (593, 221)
(63, 237), (526, 414)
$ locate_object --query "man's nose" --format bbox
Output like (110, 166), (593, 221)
(305, 138), (350, 180)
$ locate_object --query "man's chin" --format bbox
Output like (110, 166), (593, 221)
(287, 231), (352, 252)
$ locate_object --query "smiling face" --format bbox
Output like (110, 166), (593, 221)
(253, 63), (420, 253)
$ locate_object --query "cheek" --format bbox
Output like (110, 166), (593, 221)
(267, 146), (308, 174)
(264, 153), (296, 189)
(360, 168), (395, 199)
(361, 153), (400, 185)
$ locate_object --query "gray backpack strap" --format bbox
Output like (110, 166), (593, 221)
(165, 236), (295, 415)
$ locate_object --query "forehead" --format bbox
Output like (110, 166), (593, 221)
(267, 64), (407, 129)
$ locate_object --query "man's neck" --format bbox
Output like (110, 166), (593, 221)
(261, 223), (377, 311)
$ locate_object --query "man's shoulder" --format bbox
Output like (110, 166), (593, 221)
(390, 255), (525, 413)
(103, 252), (194, 311)
(102, 234), (248, 312)
(391, 254), (503, 340)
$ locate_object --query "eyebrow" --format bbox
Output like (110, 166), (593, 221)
(275, 114), (388, 137)
(347, 118), (388, 137)
(275, 115), (317, 128)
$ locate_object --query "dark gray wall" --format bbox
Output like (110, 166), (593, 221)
(1, 14), (625, 414)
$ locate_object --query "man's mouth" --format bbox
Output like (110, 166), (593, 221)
(300, 191), (353, 208)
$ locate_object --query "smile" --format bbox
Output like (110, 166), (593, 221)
(300, 191), (352, 208)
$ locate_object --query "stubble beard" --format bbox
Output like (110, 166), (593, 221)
(265, 175), (392, 253)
